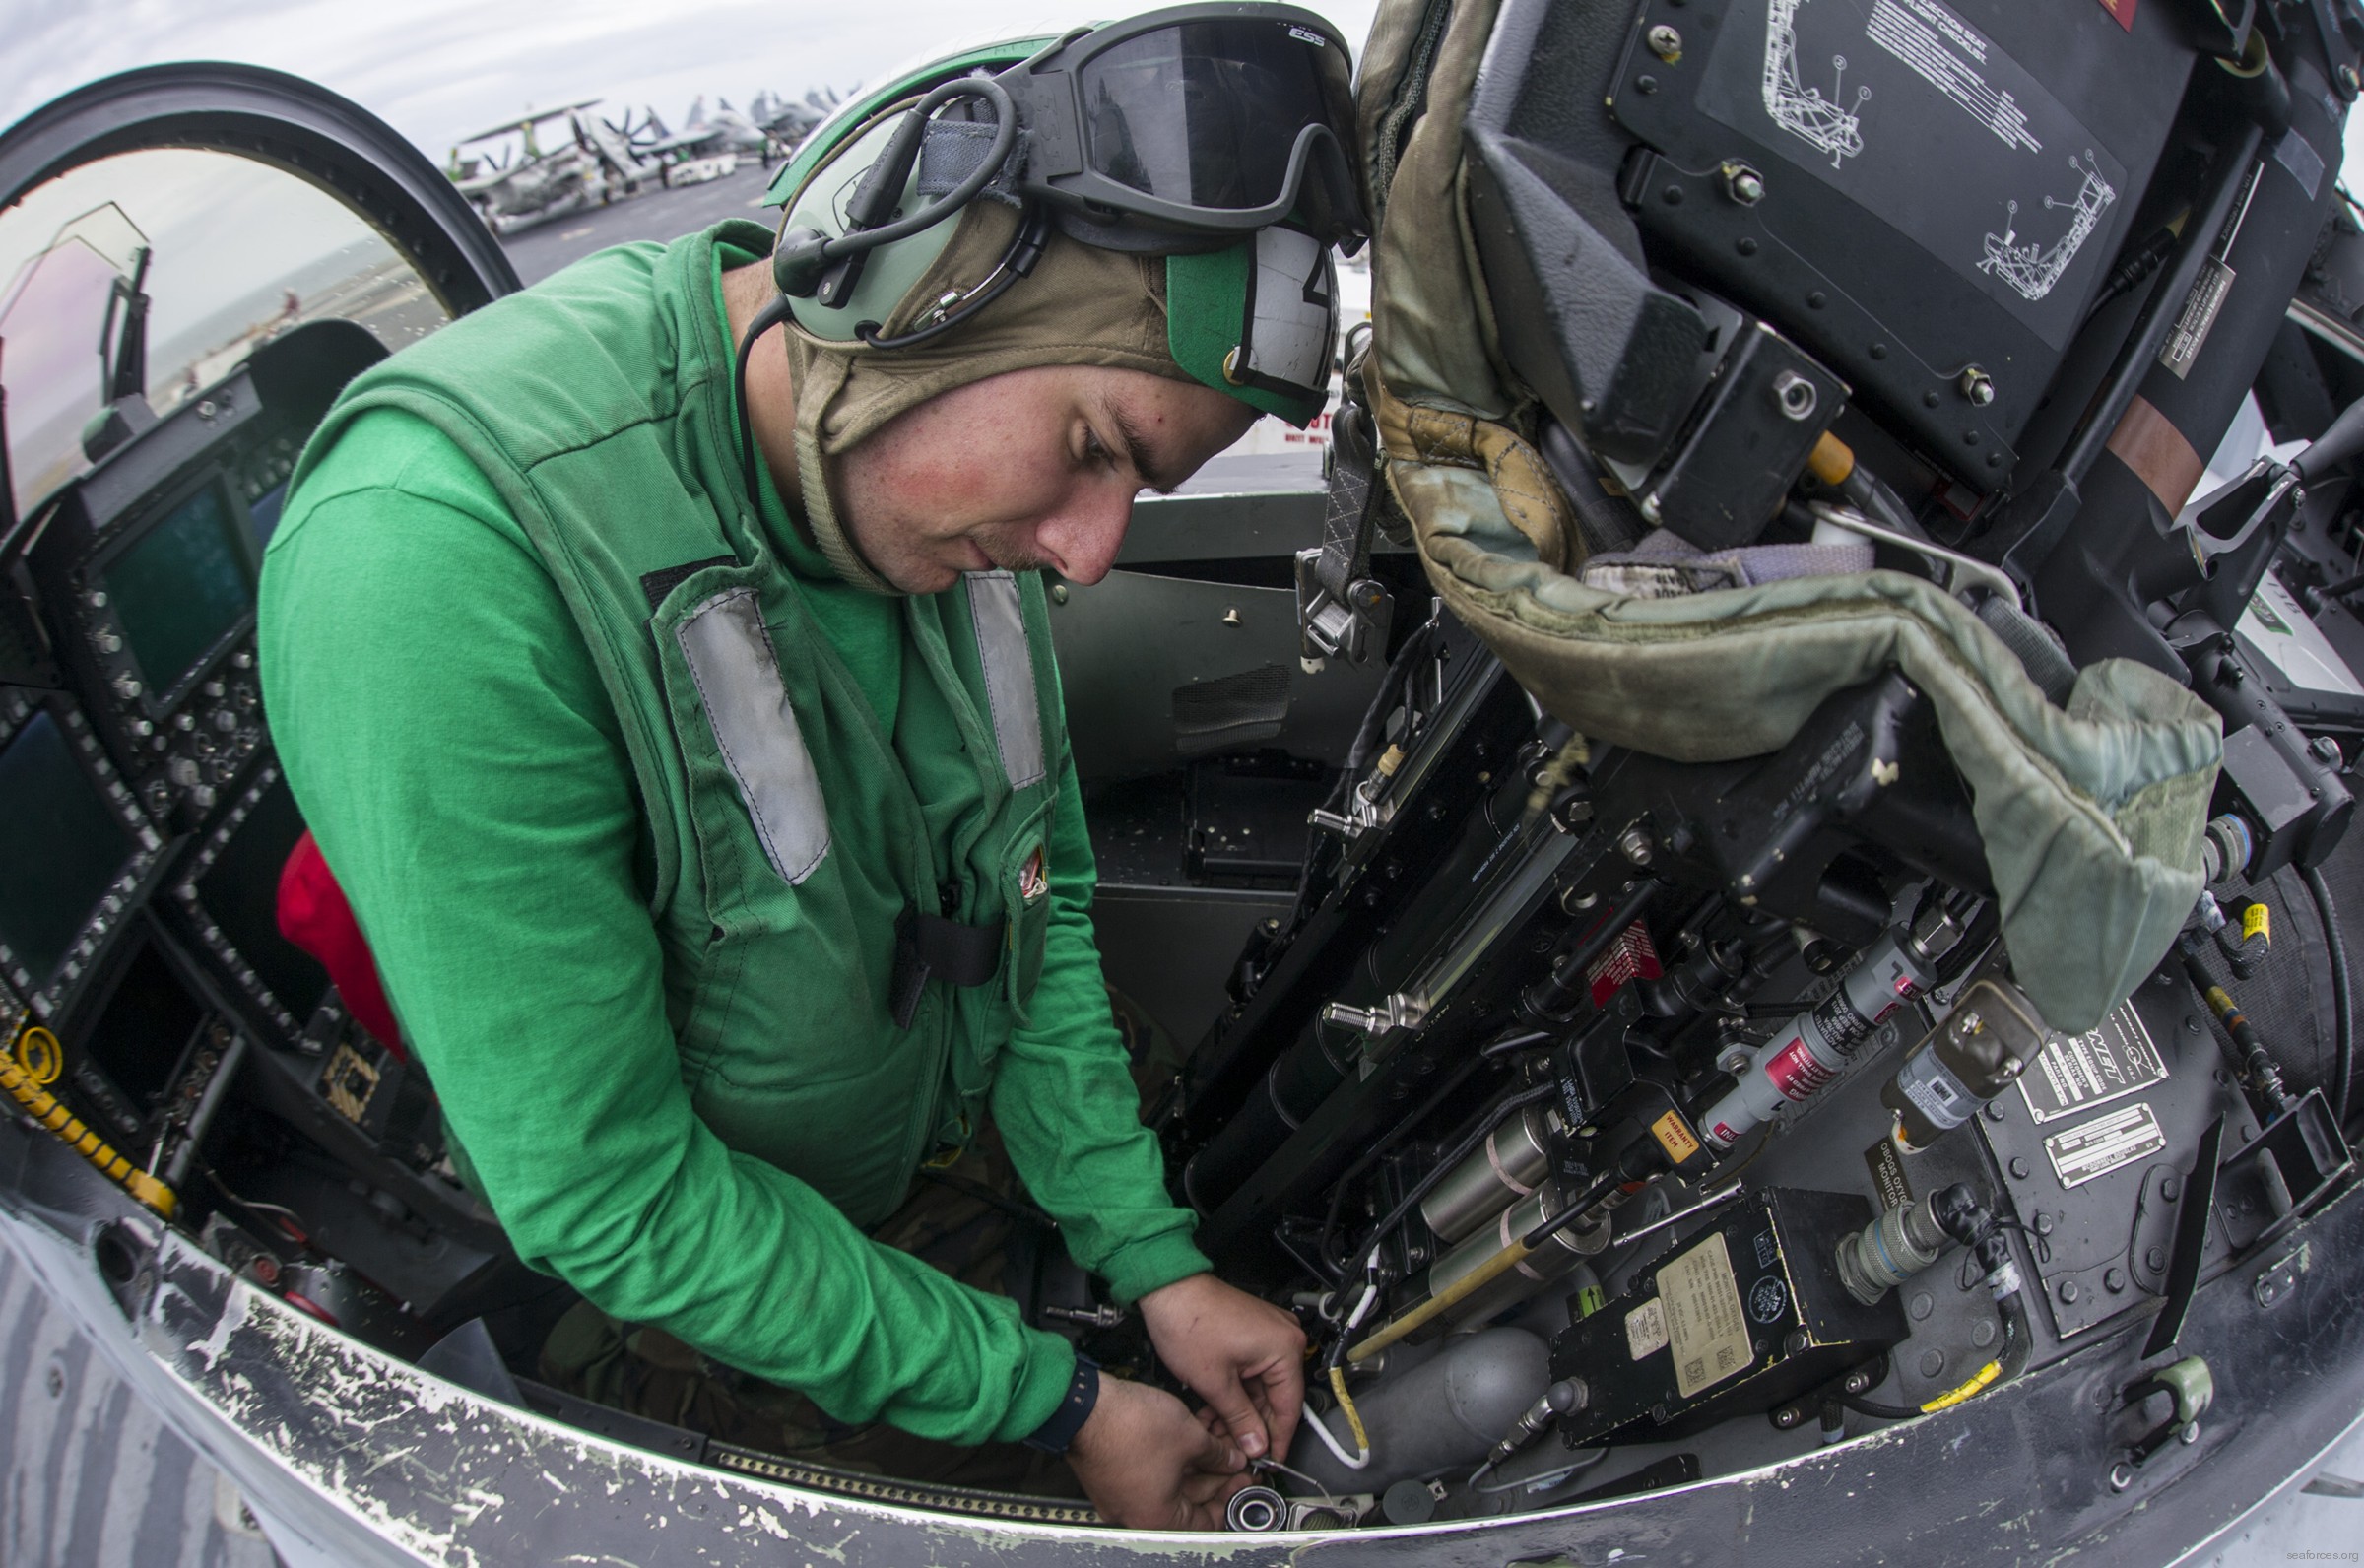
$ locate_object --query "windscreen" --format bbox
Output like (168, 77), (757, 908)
(102, 480), (253, 696)
(2, 152), (456, 519)
(194, 775), (329, 1022)
(0, 710), (138, 991)
(1077, 20), (1353, 211)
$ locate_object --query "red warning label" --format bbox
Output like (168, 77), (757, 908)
(1764, 1036), (1836, 1102)
(1586, 921), (1665, 1008)
(2095, 0), (2137, 33)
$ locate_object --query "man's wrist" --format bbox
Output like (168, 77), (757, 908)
(1022, 1354), (1101, 1454)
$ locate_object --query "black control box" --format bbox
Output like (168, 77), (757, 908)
(1551, 1186), (1905, 1444)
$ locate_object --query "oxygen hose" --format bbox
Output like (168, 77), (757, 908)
(2182, 950), (2294, 1114)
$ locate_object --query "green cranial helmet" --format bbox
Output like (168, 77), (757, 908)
(748, 4), (1364, 430)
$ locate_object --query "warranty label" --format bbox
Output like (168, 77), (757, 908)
(1625, 1297), (1670, 1362)
(2044, 1101), (2167, 1190)
(1658, 1232), (1753, 1399)
(2019, 1001), (2167, 1124)
(1651, 1109), (1703, 1168)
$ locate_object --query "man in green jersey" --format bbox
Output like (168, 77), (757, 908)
(259, 5), (1365, 1532)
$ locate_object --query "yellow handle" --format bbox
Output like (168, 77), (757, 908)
(1, 1037), (176, 1218)
(1346, 1235), (1535, 1363)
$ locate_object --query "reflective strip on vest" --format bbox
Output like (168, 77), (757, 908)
(676, 589), (831, 884)
(964, 572), (1045, 790)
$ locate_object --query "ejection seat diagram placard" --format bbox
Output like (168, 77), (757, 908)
(1696, 0), (2129, 348)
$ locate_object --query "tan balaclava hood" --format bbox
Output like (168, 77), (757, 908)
(779, 201), (1198, 594)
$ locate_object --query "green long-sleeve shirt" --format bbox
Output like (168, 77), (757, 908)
(257, 252), (1209, 1445)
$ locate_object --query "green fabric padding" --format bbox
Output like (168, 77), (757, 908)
(1397, 454), (2219, 1033)
(1165, 242), (1323, 425)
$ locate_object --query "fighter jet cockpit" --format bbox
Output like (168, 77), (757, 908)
(0, 136), (493, 1285)
(6, 2), (2364, 1559)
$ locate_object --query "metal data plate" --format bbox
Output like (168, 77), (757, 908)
(1977, 971), (2252, 1339)
(2017, 1001), (2170, 1125)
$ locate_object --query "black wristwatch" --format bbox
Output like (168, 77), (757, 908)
(1022, 1354), (1101, 1455)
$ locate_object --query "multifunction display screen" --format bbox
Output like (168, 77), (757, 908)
(102, 481), (253, 698)
(196, 775), (329, 1022)
(0, 710), (139, 990)
(82, 935), (205, 1110)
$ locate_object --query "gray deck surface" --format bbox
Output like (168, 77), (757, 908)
(500, 155), (782, 285)
(0, 1242), (277, 1568)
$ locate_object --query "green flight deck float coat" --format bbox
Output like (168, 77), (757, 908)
(259, 221), (1210, 1445)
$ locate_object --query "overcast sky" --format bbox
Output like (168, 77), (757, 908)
(1, 0), (1384, 160)
(5, 2), (2359, 176)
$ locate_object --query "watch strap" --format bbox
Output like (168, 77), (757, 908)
(1021, 1354), (1100, 1455)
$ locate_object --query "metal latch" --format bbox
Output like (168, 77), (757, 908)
(2111, 1355), (2212, 1490)
(1321, 992), (1428, 1045)
(1296, 548), (1393, 667)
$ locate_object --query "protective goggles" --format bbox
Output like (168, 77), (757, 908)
(995, 3), (1367, 249)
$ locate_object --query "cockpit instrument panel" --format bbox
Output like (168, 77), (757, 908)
(164, 760), (330, 1041)
(0, 688), (168, 1020)
(23, 364), (287, 829)
(95, 474), (252, 708)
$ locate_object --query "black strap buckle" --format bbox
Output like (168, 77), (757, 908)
(889, 905), (1007, 1029)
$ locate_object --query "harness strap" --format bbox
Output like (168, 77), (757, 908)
(890, 906), (1008, 1029)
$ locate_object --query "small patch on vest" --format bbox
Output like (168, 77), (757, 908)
(1018, 844), (1048, 902)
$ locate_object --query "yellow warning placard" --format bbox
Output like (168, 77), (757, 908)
(1650, 1109), (1702, 1167)
(1657, 1231), (1752, 1399)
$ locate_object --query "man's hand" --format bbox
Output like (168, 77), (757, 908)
(1067, 1374), (1248, 1530)
(1138, 1273), (1306, 1463)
